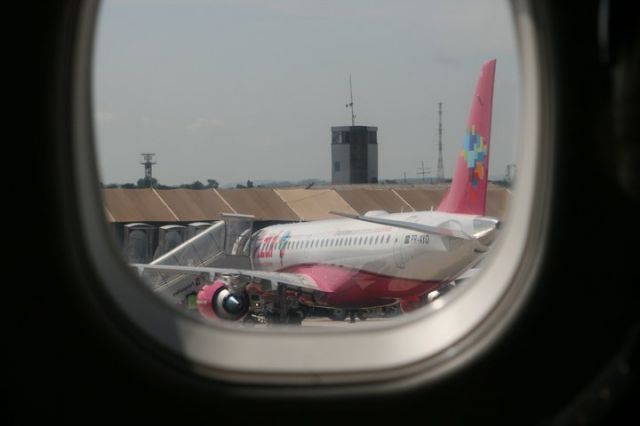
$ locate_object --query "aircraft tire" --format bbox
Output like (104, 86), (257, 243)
(329, 308), (348, 321)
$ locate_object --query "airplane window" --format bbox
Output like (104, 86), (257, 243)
(91, 0), (528, 384)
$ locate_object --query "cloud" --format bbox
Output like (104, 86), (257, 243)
(186, 117), (226, 132)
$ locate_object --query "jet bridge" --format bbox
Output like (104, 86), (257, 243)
(138, 214), (255, 309)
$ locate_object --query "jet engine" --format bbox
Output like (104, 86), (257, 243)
(196, 279), (248, 320)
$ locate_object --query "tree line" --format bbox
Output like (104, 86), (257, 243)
(102, 178), (256, 190)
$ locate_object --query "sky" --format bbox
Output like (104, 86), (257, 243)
(93, 0), (520, 187)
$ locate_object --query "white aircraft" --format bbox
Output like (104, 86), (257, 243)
(137, 59), (499, 324)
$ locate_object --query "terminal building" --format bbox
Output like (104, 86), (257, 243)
(331, 126), (378, 184)
(104, 185), (511, 264)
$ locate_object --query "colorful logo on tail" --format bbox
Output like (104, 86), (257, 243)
(461, 124), (487, 188)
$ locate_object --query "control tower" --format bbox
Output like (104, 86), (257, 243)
(331, 126), (378, 184)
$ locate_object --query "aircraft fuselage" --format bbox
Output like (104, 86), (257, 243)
(249, 211), (494, 308)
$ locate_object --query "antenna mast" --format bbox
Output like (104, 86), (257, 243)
(436, 102), (445, 183)
(346, 74), (355, 126)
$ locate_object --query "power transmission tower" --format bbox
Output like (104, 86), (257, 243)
(436, 102), (445, 183)
(417, 160), (431, 183)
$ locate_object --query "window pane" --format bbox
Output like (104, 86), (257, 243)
(95, 0), (519, 328)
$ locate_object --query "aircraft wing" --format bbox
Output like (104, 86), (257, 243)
(455, 267), (480, 281)
(329, 211), (473, 240)
(132, 263), (321, 292)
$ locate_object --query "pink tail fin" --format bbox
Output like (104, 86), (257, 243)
(437, 59), (496, 216)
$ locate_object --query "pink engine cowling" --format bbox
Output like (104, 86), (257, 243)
(196, 280), (248, 320)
